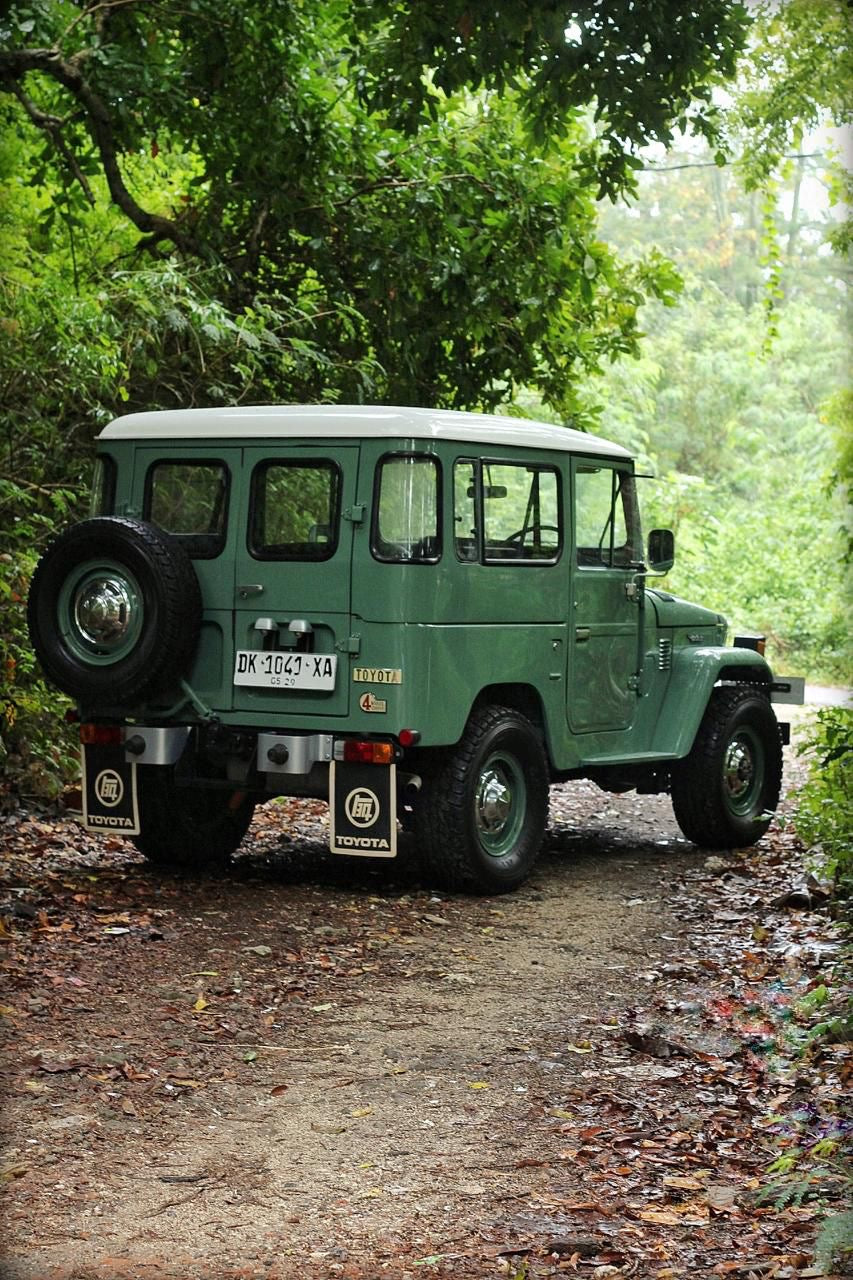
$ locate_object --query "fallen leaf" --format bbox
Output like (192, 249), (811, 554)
(270, 1084), (289, 1097)
(467, 1081), (490, 1090)
(192, 994), (209, 1012)
(351, 1107), (373, 1117)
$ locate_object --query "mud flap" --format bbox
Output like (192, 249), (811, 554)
(329, 761), (397, 858)
(82, 745), (140, 835)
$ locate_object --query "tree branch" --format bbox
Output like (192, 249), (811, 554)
(0, 46), (202, 257)
(8, 80), (95, 206)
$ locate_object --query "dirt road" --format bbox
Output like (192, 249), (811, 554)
(0, 746), (846, 1279)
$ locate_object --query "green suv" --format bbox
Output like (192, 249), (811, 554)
(27, 405), (803, 892)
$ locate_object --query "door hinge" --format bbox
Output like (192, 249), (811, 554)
(336, 634), (361, 655)
(625, 581), (640, 602)
(343, 504), (366, 524)
(627, 673), (640, 691)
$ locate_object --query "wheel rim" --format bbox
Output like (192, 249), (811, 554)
(474, 750), (527, 858)
(58, 559), (144, 665)
(723, 726), (765, 817)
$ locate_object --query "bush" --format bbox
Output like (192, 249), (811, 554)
(794, 708), (853, 895)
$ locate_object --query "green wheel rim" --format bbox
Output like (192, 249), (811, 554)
(723, 726), (765, 817)
(57, 558), (145, 666)
(474, 749), (527, 858)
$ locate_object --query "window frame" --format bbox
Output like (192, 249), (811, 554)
(144, 457), (231, 560)
(370, 451), (443, 565)
(574, 462), (641, 570)
(248, 457), (343, 563)
(458, 457), (563, 566)
(90, 454), (116, 517)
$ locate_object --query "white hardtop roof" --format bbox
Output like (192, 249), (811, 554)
(98, 404), (632, 459)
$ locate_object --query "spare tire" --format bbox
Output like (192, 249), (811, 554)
(27, 517), (202, 707)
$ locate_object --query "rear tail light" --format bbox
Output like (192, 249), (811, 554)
(80, 723), (122, 746)
(340, 740), (395, 765)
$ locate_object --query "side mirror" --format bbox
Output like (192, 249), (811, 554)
(647, 528), (675, 573)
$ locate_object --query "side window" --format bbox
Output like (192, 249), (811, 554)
(146, 460), (228, 558)
(90, 455), (115, 516)
(575, 466), (640, 567)
(482, 462), (561, 563)
(372, 454), (440, 563)
(453, 460), (478, 562)
(250, 461), (341, 561)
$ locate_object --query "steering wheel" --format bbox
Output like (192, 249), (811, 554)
(505, 524), (560, 546)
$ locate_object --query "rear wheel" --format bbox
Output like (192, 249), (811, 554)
(671, 686), (783, 848)
(414, 706), (549, 893)
(133, 767), (255, 870)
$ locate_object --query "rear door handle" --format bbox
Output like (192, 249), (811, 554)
(575, 627), (590, 642)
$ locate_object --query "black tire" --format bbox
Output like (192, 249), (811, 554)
(133, 767), (255, 870)
(414, 705), (549, 893)
(27, 517), (202, 707)
(670, 686), (783, 849)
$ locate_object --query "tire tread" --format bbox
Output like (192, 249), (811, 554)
(671, 685), (783, 848)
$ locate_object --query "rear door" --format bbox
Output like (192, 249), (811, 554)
(231, 445), (359, 719)
(132, 446), (239, 613)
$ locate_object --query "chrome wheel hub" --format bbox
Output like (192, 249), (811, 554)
(74, 577), (133, 647)
(476, 767), (512, 833)
(724, 738), (754, 801)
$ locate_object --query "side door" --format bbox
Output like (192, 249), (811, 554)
(231, 445), (360, 719)
(569, 460), (642, 733)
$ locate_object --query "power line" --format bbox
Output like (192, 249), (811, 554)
(644, 152), (824, 173)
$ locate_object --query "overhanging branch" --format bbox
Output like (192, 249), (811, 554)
(0, 45), (202, 256)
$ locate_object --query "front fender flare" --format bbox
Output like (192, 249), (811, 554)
(651, 647), (773, 759)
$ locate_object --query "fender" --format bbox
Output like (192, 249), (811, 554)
(650, 646), (773, 759)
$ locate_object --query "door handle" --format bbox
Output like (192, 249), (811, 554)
(575, 627), (591, 642)
(238, 583), (264, 599)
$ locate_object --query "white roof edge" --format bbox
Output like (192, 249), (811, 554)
(97, 404), (632, 459)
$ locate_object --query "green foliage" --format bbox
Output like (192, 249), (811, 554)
(349, 0), (751, 198)
(793, 709), (853, 891)
(578, 286), (850, 678)
(814, 1210), (853, 1273)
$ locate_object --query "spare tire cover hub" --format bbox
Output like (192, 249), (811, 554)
(74, 574), (135, 647)
(58, 559), (144, 664)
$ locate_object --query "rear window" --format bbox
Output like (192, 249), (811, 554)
(372, 454), (441, 563)
(250, 460), (341, 560)
(146, 460), (228, 558)
(90, 455), (116, 516)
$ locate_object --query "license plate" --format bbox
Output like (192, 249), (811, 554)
(234, 650), (338, 690)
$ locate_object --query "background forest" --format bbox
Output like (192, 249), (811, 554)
(0, 0), (850, 799)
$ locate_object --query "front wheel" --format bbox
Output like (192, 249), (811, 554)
(414, 706), (549, 893)
(133, 767), (255, 870)
(670, 686), (783, 849)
